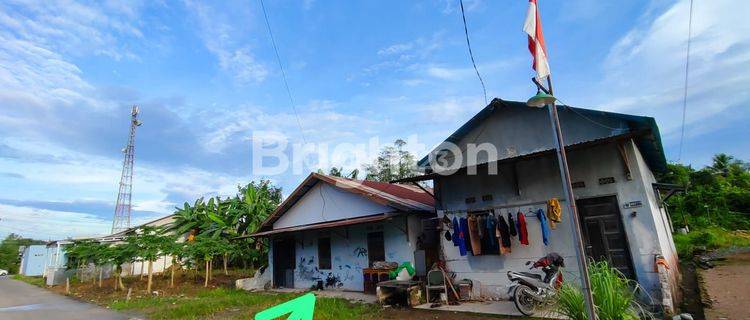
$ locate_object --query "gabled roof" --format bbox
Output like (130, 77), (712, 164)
(256, 173), (434, 233)
(417, 98), (667, 173)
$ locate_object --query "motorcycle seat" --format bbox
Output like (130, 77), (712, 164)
(518, 272), (543, 280)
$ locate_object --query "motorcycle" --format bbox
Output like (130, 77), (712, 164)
(507, 252), (565, 316)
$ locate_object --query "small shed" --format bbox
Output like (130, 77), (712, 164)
(250, 173), (436, 292)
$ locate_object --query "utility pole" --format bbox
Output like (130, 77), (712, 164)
(528, 77), (597, 319)
(112, 105), (142, 234)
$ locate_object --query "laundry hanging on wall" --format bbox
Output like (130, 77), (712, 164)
(536, 208), (550, 245)
(508, 212), (517, 237)
(484, 213), (499, 252)
(517, 211), (529, 245)
(496, 213), (512, 254)
(467, 215), (482, 255)
(546, 198), (562, 229)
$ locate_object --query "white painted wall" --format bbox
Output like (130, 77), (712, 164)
(269, 216), (421, 291)
(273, 182), (394, 229)
(436, 140), (677, 305)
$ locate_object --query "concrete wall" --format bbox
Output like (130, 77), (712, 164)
(20, 245), (48, 276)
(435, 140), (677, 305)
(273, 182), (394, 229)
(268, 215), (422, 291)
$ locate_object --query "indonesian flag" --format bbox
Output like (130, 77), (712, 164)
(523, 0), (550, 81)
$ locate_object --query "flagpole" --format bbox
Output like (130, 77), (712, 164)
(541, 75), (597, 319)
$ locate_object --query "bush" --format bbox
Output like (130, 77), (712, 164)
(673, 226), (750, 257)
(556, 261), (644, 320)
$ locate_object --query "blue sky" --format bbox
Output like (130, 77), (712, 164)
(0, 0), (748, 240)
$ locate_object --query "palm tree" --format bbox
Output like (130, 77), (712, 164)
(711, 153), (735, 177)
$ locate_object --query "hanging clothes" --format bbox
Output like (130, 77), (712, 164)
(457, 217), (469, 256)
(537, 208), (551, 246)
(547, 198), (563, 229)
(451, 216), (461, 246)
(517, 211), (529, 245)
(485, 213), (499, 253)
(476, 215), (485, 239)
(508, 212), (517, 237)
(496, 215), (512, 254)
(467, 215), (482, 255)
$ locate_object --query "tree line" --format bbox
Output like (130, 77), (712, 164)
(660, 153), (750, 230)
(64, 180), (281, 291)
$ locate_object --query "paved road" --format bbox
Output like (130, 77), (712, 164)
(0, 276), (135, 320)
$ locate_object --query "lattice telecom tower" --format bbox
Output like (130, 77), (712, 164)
(112, 105), (142, 233)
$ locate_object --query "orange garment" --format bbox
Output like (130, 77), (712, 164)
(467, 215), (482, 255)
(546, 198), (562, 229)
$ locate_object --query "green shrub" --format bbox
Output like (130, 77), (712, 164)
(673, 226), (750, 257)
(556, 261), (643, 320)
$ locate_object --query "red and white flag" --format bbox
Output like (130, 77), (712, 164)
(523, 0), (550, 81)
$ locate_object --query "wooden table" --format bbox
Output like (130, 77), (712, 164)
(363, 268), (394, 294)
(376, 280), (423, 306)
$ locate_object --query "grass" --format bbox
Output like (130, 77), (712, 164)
(674, 226), (750, 257)
(110, 288), (381, 320)
(555, 261), (644, 320)
(11, 274), (46, 287)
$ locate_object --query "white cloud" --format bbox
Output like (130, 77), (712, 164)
(183, 0), (268, 84)
(595, 0), (750, 142)
(0, 204), (113, 240)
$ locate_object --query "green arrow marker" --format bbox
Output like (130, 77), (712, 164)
(255, 293), (316, 320)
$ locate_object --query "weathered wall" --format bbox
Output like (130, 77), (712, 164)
(268, 216), (421, 291)
(436, 140), (676, 304)
(273, 182), (394, 229)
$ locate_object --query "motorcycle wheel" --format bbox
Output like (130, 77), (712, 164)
(513, 285), (537, 316)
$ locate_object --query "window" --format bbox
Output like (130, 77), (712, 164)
(318, 237), (331, 269)
(367, 232), (385, 267)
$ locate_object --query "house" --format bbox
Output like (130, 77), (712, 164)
(43, 214), (179, 285)
(99, 213), (179, 277)
(19, 244), (48, 276)
(397, 98), (680, 312)
(250, 173), (435, 292)
(44, 238), (76, 285)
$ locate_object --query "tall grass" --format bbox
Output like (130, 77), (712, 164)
(555, 261), (644, 320)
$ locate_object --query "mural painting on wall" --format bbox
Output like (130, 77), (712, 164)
(353, 247), (367, 257)
(297, 256), (320, 281)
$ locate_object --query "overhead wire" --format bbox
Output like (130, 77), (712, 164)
(677, 0), (694, 162)
(459, 0), (488, 105)
(259, 0), (308, 144)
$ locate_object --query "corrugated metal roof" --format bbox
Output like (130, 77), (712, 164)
(417, 98), (667, 173)
(255, 173), (434, 233)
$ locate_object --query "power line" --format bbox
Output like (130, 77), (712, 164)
(459, 0), (487, 105)
(677, 0), (694, 162)
(259, 0), (308, 144)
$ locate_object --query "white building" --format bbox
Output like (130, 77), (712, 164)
(250, 173), (435, 292)
(398, 99), (680, 312)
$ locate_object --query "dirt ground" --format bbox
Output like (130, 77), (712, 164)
(701, 252), (750, 320)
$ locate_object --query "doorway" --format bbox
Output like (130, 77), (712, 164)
(272, 238), (296, 288)
(367, 232), (385, 268)
(576, 196), (636, 279)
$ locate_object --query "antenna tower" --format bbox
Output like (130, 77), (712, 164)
(112, 105), (142, 233)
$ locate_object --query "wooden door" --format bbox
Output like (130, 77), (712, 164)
(576, 196), (636, 279)
(272, 238), (296, 288)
